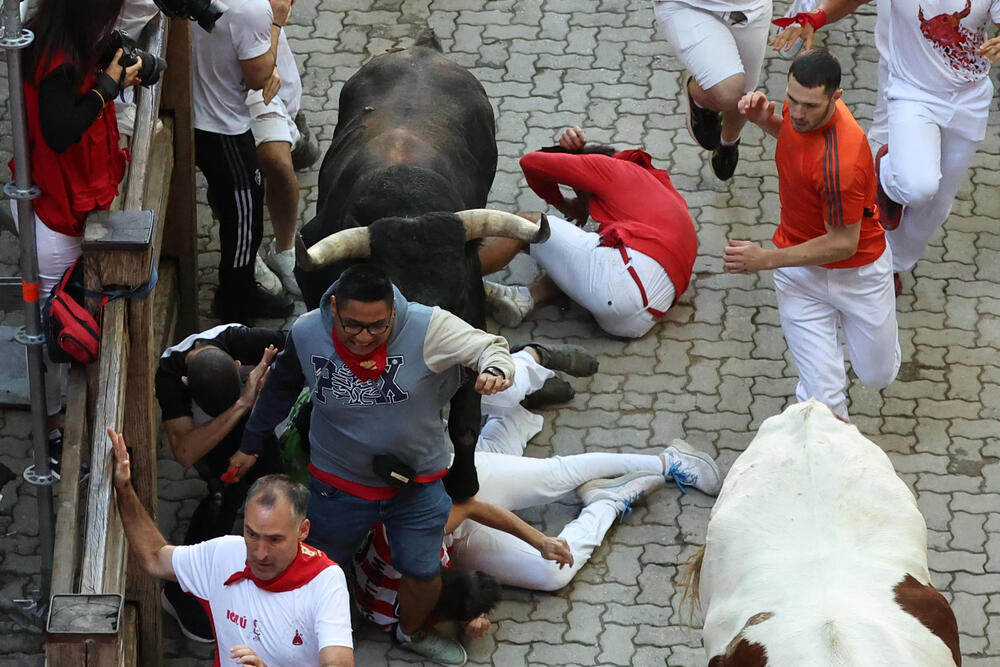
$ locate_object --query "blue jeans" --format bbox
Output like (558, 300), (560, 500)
(305, 477), (451, 580)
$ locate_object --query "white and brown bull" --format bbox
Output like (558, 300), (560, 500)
(688, 400), (961, 666)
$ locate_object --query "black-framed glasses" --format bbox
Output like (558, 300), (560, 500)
(336, 309), (393, 336)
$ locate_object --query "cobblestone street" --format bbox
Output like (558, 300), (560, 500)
(1, 0), (999, 665)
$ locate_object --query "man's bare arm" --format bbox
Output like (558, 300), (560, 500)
(771, 0), (872, 53)
(319, 646), (354, 667)
(109, 429), (177, 581)
(724, 219), (862, 273)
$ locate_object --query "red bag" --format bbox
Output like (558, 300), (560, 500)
(43, 259), (157, 365)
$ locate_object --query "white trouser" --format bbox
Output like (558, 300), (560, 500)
(11, 201), (80, 416)
(653, 0), (772, 91)
(451, 450), (664, 591)
(478, 350), (555, 456)
(530, 216), (675, 339)
(870, 75), (987, 273)
(772, 247), (900, 419)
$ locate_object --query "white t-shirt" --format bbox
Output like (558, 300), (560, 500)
(191, 0), (272, 134)
(880, 0), (1000, 92)
(173, 536), (353, 665)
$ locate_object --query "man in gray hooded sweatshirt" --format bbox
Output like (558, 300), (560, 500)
(233, 262), (514, 665)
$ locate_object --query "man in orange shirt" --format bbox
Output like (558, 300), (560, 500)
(723, 50), (899, 420)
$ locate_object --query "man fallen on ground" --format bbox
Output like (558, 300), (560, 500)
(109, 429), (353, 666)
(480, 126), (697, 339)
(352, 345), (721, 647)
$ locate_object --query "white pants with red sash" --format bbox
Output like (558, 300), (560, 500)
(529, 215), (675, 338)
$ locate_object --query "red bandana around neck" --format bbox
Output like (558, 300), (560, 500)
(224, 542), (336, 593)
(331, 329), (388, 381)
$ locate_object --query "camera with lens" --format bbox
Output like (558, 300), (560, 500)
(104, 30), (167, 88)
(153, 0), (229, 33)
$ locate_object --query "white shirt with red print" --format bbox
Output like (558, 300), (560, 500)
(173, 535), (353, 666)
(879, 0), (1000, 92)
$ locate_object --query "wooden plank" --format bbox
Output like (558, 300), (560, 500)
(46, 641), (86, 667)
(123, 14), (167, 214)
(159, 17), (199, 337)
(120, 604), (138, 667)
(153, 259), (180, 356)
(79, 300), (128, 596)
(50, 368), (88, 595)
(143, 117), (175, 265)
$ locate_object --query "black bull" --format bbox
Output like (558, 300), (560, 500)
(294, 32), (504, 500)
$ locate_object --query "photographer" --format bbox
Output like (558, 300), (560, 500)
(191, 0), (295, 323)
(9, 0), (145, 456)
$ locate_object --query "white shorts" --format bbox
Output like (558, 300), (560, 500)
(247, 92), (300, 147)
(654, 0), (772, 91)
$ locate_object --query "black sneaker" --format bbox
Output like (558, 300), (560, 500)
(522, 376), (575, 409)
(711, 140), (740, 181)
(162, 584), (214, 643)
(685, 75), (721, 151)
(214, 285), (294, 325)
(48, 431), (63, 477)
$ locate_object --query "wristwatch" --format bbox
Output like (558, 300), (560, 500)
(483, 366), (506, 380)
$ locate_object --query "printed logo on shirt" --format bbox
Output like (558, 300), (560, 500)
(311, 355), (410, 406)
(252, 618), (263, 642)
(293, 629), (304, 646)
(917, 0), (989, 80)
(226, 609), (247, 629)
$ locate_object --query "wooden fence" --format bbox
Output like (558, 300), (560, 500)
(45, 14), (198, 667)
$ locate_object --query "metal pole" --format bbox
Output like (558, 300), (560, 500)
(2, 0), (56, 612)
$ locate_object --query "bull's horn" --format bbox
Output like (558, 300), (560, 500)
(296, 227), (371, 270)
(456, 209), (551, 244)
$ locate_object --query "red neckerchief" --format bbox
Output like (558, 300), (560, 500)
(332, 330), (387, 381)
(224, 543), (336, 593)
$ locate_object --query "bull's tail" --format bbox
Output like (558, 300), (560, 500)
(679, 544), (706, 622)
(414, 28), (443, 52)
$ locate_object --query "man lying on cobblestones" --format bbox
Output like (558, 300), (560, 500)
(109, 430), (354, 666)
(481, 127), (697, 339)
(155, 323), (286, 642)
(231, 263), (515, 664)
(724, 49), (900, 420)
(352, 346), (722, 654)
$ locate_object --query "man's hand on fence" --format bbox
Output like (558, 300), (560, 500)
(108, 428), (132, 490)
(231, 645), (267, 666)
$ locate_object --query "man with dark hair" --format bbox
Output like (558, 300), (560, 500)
(724, 49), (900, 420)
(155, 324), (286, 642)
(771, 0), (1000, 295)
(482, 126), (697, 339)
(231, 262), (514, 664)
(109, 434), (354, 666)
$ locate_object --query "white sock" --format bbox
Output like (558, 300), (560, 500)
(720, 137), (739, 147)
(395, 624), (412, 644)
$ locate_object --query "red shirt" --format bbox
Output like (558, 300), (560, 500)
(773, 99), (885, 269)
(11, 53), (127, 236)
(519, 149), (698, 300)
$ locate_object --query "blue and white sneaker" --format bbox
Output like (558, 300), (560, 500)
(577, 471), (665, 521)
(664, 439), (722, 496)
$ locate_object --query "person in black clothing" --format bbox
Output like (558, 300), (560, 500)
(154, 324), (287, 642)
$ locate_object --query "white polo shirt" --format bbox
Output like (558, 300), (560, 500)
(173, 536), (353, 665)
(191, 0), (272, 135)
